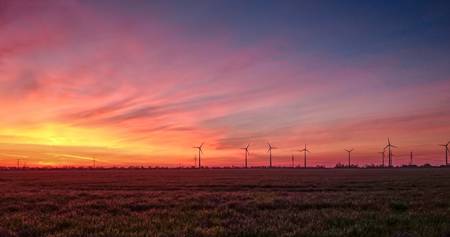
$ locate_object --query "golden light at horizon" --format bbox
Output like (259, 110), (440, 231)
(0, 123), (121, 148)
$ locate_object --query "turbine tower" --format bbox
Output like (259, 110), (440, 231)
(240, 144), (250, 168)
(298, 144), (311, 168)
(439, 141), (449, 166)
(193, 143), (204, 168)
(267, 143), (277, 168)
(345, 148), (354, 167)
(291, 154), (295, 168)
(378, 149), (386, 167)
(384, 138), (398, 167)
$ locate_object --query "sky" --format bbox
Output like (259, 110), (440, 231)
(0, 0), (449, 167)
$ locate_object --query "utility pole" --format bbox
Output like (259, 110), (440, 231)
(410, 152), (413, 166)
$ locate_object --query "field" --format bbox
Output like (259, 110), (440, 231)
(0, 168), (449, 237)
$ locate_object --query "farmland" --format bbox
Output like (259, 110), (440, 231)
(0, 168), (449, 237)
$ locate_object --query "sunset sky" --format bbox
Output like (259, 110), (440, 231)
(0, 0), (449, 167)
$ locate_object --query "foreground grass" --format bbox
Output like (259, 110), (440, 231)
(0, 168), (449, 237)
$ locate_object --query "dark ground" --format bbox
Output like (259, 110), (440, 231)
(0, 168), (449, 237)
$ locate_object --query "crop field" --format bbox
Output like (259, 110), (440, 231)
(0, 168), (449, 237)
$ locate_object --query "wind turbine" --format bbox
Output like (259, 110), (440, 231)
(298, 144), (311, 168)
(345, 148), (354, 167)
(193, 143), (204, 168)
(291, 154), (295, 168)
(378, 149), (386, 167)
(439, 141), (449, 166)
(240, 144), (250, 168)
(384, 138), (398, 167)
(267, 143), (277, 168)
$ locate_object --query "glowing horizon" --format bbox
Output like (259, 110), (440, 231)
(1, 1), (449, 167)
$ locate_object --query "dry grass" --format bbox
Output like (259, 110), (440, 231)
(0, 168), (449, 237)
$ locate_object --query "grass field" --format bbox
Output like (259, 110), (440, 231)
(0, 168), (449, 237)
